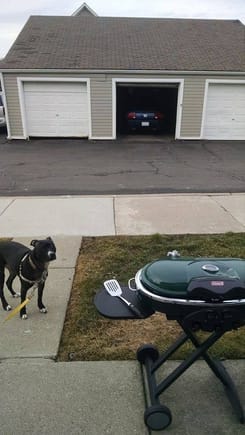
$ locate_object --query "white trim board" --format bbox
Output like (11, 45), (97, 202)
(1, 68), (245, 75)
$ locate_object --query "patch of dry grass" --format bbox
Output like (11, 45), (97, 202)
(58, 234), (245, 361)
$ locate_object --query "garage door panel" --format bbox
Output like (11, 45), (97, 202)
(24, 82), (87, 93)
(57, 123), (88, 135)
(24, 122), (57, 136)
(58, 111), (88, 120)
(23, 82), (89, 137)
(203, 84), (245, 140)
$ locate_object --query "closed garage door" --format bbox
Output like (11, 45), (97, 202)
(23, 82), (89, 137)
(203, 83), (245, 140)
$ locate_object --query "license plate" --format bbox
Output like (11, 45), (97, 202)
(141, 121), (149, 127)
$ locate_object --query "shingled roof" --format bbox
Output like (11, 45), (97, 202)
(0, 15), (244, 71)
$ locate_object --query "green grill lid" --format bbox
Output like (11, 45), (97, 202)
(140, 257), (245, 299)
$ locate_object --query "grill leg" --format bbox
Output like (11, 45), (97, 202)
(137, 345), (172, 431)
(215, 360), (245, 423)
(137, 327), (245, 430)
(180, 324), (245, 424)
(154, 328), (224, 396)
(151, 332), (189, 372)
(138, 332), (220, 431)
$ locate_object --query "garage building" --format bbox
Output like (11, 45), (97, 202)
(0, 4), (244, 141)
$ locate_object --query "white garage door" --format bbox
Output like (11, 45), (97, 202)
(23, 82), (89, 137)
(203, 83), (245, 140)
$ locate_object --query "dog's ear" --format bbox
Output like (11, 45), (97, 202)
(30, 239), (38, 247)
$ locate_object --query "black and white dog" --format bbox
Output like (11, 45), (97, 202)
(0, 237), (56, 319)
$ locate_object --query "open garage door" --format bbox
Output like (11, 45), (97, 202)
(116, 83), (178, 137)
(203, 83), (245, 140)
(23, 81), (89, 137)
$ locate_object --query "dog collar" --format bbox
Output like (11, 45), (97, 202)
(28, 255), (37, 270)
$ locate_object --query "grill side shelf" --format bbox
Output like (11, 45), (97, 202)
(94, 286), (155, 319)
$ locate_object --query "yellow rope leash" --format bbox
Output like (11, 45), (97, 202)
(4, 286), (36, 322)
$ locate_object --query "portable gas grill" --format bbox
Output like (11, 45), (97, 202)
(94, 252), (245, 431)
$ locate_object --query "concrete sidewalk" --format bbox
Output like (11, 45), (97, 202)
(0, 194), (244, 434)
(0, 359), (244, 435)
(0, 193), (245, 236)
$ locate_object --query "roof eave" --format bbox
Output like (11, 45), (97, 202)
(0, 68), (245, 75)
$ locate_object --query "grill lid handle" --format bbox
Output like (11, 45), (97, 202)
(167, 250), (180, 258)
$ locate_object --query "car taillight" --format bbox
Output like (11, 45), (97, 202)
(127, 112), (136, 119)
(154, 112), (164, 120)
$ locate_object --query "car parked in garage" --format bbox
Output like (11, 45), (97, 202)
(0, 93), (6, 128)
(126, 109), (164, 132)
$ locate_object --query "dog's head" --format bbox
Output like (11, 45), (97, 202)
(30, 237), (56, 262)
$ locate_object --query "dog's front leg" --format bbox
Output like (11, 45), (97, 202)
(20, 281), (31, 319)
(37, 281), (47, 313)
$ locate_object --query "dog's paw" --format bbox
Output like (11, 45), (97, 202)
(39, 307), (48, 314)
(21, 314), (28, 320)
(12, 292), (20, 298)
(6, 305), (12, 311)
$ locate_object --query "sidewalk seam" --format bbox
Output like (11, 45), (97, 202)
(0, 356), (56, 363)
(0, 198), (15, 217)
(209, 195), (245, 230)
(113, 196), (117, 235)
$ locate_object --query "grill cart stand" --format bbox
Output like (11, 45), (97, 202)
(137, 317), (245, 431)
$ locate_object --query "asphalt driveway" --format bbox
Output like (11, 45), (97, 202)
(0, 131), (245, 195)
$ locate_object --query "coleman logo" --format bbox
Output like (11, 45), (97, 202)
(211, 281), (224, 286)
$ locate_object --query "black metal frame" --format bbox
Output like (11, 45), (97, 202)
(138, 317), (245, 431)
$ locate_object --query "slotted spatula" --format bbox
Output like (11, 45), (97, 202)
(104, 279), (143, 318)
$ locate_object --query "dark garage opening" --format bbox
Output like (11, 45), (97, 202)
(116, 83), (178, 137)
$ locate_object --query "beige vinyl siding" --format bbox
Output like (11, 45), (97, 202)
(3, 74), (23, 136)
(90, 76), (112, 137)
(180, 77), (206, 137)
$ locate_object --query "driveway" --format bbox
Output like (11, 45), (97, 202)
(0, 132), (245, 195)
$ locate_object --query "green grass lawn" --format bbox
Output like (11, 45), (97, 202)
(58, 233), (245, 361)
